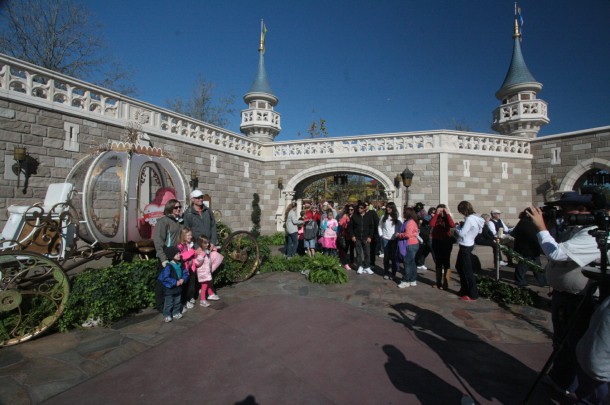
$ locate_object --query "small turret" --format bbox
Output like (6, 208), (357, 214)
(492, 7), (549, 138)
(240, 20), (281, 142)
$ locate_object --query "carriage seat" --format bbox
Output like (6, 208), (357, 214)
(1, 183), (74, 243)
(6, 183), (74, 215)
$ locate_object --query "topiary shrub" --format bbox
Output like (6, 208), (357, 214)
(251, 193), (261, 237)
(57, 259), (158, 331)
(476, 275), (539, 307)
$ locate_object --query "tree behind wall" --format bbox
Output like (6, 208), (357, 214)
(0, 0), (136, 94)
(166, 74), (236, 128)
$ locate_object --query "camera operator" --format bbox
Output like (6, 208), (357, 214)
(527, 191), (600, 399)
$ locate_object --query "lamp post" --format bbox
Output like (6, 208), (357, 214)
(401, 168), (414, 207)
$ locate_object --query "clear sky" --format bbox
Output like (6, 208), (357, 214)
(82, 0), (610, 141)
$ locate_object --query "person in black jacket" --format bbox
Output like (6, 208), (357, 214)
(511, 210), (548, 287)
(347, 201), (377, 275)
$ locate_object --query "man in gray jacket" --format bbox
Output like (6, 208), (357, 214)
(183, 189), (218, 245)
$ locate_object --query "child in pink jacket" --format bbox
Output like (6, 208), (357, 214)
(177, 228), (198, 309)
(194, 235), (224, 307)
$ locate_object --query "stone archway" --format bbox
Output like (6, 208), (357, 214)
(275, 163), (400, 231)
(559, 157), (610, 191)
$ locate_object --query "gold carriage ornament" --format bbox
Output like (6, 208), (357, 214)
(0, 140), (259, 346)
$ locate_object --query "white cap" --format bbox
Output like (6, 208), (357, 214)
(491, 209), (502, 214)
(190, 189), (204, 198)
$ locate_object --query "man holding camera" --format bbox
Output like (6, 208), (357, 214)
(527, 191), (600, 399)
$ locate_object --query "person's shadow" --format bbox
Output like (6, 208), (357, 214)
(383, 344), (464, 403)
(389, 302), (552, 404)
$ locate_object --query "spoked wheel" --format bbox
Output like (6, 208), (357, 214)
(0, 252), (70, 346)
(220, 231), (260, 283)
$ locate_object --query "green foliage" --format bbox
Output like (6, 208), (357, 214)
(259, 254), (308, 273)
(251, 193), (261, 237)
(307, 255), (348, 285)
(259, 254), (347, 285)
(500, 245), (544, 274)
(476, 276), (539, 307)
(57, 259), (158, 331)
(258, 232), (285, 246)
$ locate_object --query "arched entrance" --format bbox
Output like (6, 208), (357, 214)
(559, 157), (610, 192)
(275, 163), (400, 231)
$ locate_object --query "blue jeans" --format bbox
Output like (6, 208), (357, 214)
(285, 232), (298, 257)
(402, 243), (419, 282)
(163, 290), (182, 317)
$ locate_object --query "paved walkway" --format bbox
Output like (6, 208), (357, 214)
(0, 247), (571, 404)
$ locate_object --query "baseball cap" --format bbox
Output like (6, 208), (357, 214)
(190, 189), (204, 198)
(491, 209), (502, 214)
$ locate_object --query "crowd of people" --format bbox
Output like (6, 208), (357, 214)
(152, 188), (609, 403)
(282, 193), (610, 403)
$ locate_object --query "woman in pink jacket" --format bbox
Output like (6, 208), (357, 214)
(396, 206), (420, 288)
(194, 235), (224, 307)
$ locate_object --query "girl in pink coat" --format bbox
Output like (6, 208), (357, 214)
(177, 228), (198, 309)
(194, 235), (224, 307)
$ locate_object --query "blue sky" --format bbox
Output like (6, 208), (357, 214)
(83, 0), (610, 141)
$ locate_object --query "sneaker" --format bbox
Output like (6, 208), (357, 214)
(164, 316), (172, 323)
(200, 300), (211, 307)
(208, 294), (220, 301)
(383, 275), (390, 280)
(417, 265), (427, 271)
(363, 267), (374, 275)
(499, 261), (508, 266)
(409, 281), (417, 286)
(378, 253), (384, 258)
(460, 296), (477, 301)
(181, 306), (188, 314)
(397, 281), (410, 288)
(173, 313), (183, 320)
(357, 267), (364, 274)
(343, 264), (352, 270)
(186, 301), (195, 309)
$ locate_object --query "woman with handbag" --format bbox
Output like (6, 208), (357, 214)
(378, 202), (402, 281)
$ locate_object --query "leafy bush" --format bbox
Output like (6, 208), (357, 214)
(57, 259), (158, 331)
(259, 254), (347, 285)
(476, 275), (539, 307)
(307, 254), (348, 285)
(251, 193), (261, 237)
(259, 232), (285, 246)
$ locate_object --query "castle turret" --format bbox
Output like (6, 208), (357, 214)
(240, 20), (281, 142)
(492, 8), (549, 138)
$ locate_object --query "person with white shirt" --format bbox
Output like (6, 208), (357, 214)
(454, 201), (485, 301)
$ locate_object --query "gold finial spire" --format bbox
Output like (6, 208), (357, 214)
(514, 2), (523, 40)
(259, 19), (268, 54)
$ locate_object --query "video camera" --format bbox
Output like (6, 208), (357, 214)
(542, 186), (610, 230)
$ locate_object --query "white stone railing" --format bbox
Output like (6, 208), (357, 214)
(0, 53), (263, 158)
(272, 131), (531, 158)
(492, 100), (548, 127)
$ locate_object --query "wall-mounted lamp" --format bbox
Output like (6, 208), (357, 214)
(277, 177), (284, 190)
(189, 169), (199, 190)
(550, 175), (558, 191)
(12, 146), (38, 194)
(401, 168), (414, 207)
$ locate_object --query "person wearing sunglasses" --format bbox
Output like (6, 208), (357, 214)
(153, 199), (185, 312)
(183, 189), (218, 246)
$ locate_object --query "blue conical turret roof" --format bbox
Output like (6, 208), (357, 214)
(499, 36), (537, 89)
(248, 52), (274, 95)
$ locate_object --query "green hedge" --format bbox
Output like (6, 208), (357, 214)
(57, 259), (158, 331)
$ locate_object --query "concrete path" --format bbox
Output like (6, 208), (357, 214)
(0, 247), (570, 404)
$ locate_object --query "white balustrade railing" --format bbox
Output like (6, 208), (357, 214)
(0, 54), (263, 158)
(492, 99), (548, 126)
(0, 53), (531, 161)
(272, 131), (531, 158)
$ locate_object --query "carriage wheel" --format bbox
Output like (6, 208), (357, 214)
(220, 231), (260, 283)
(0, 252), (70, 346)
